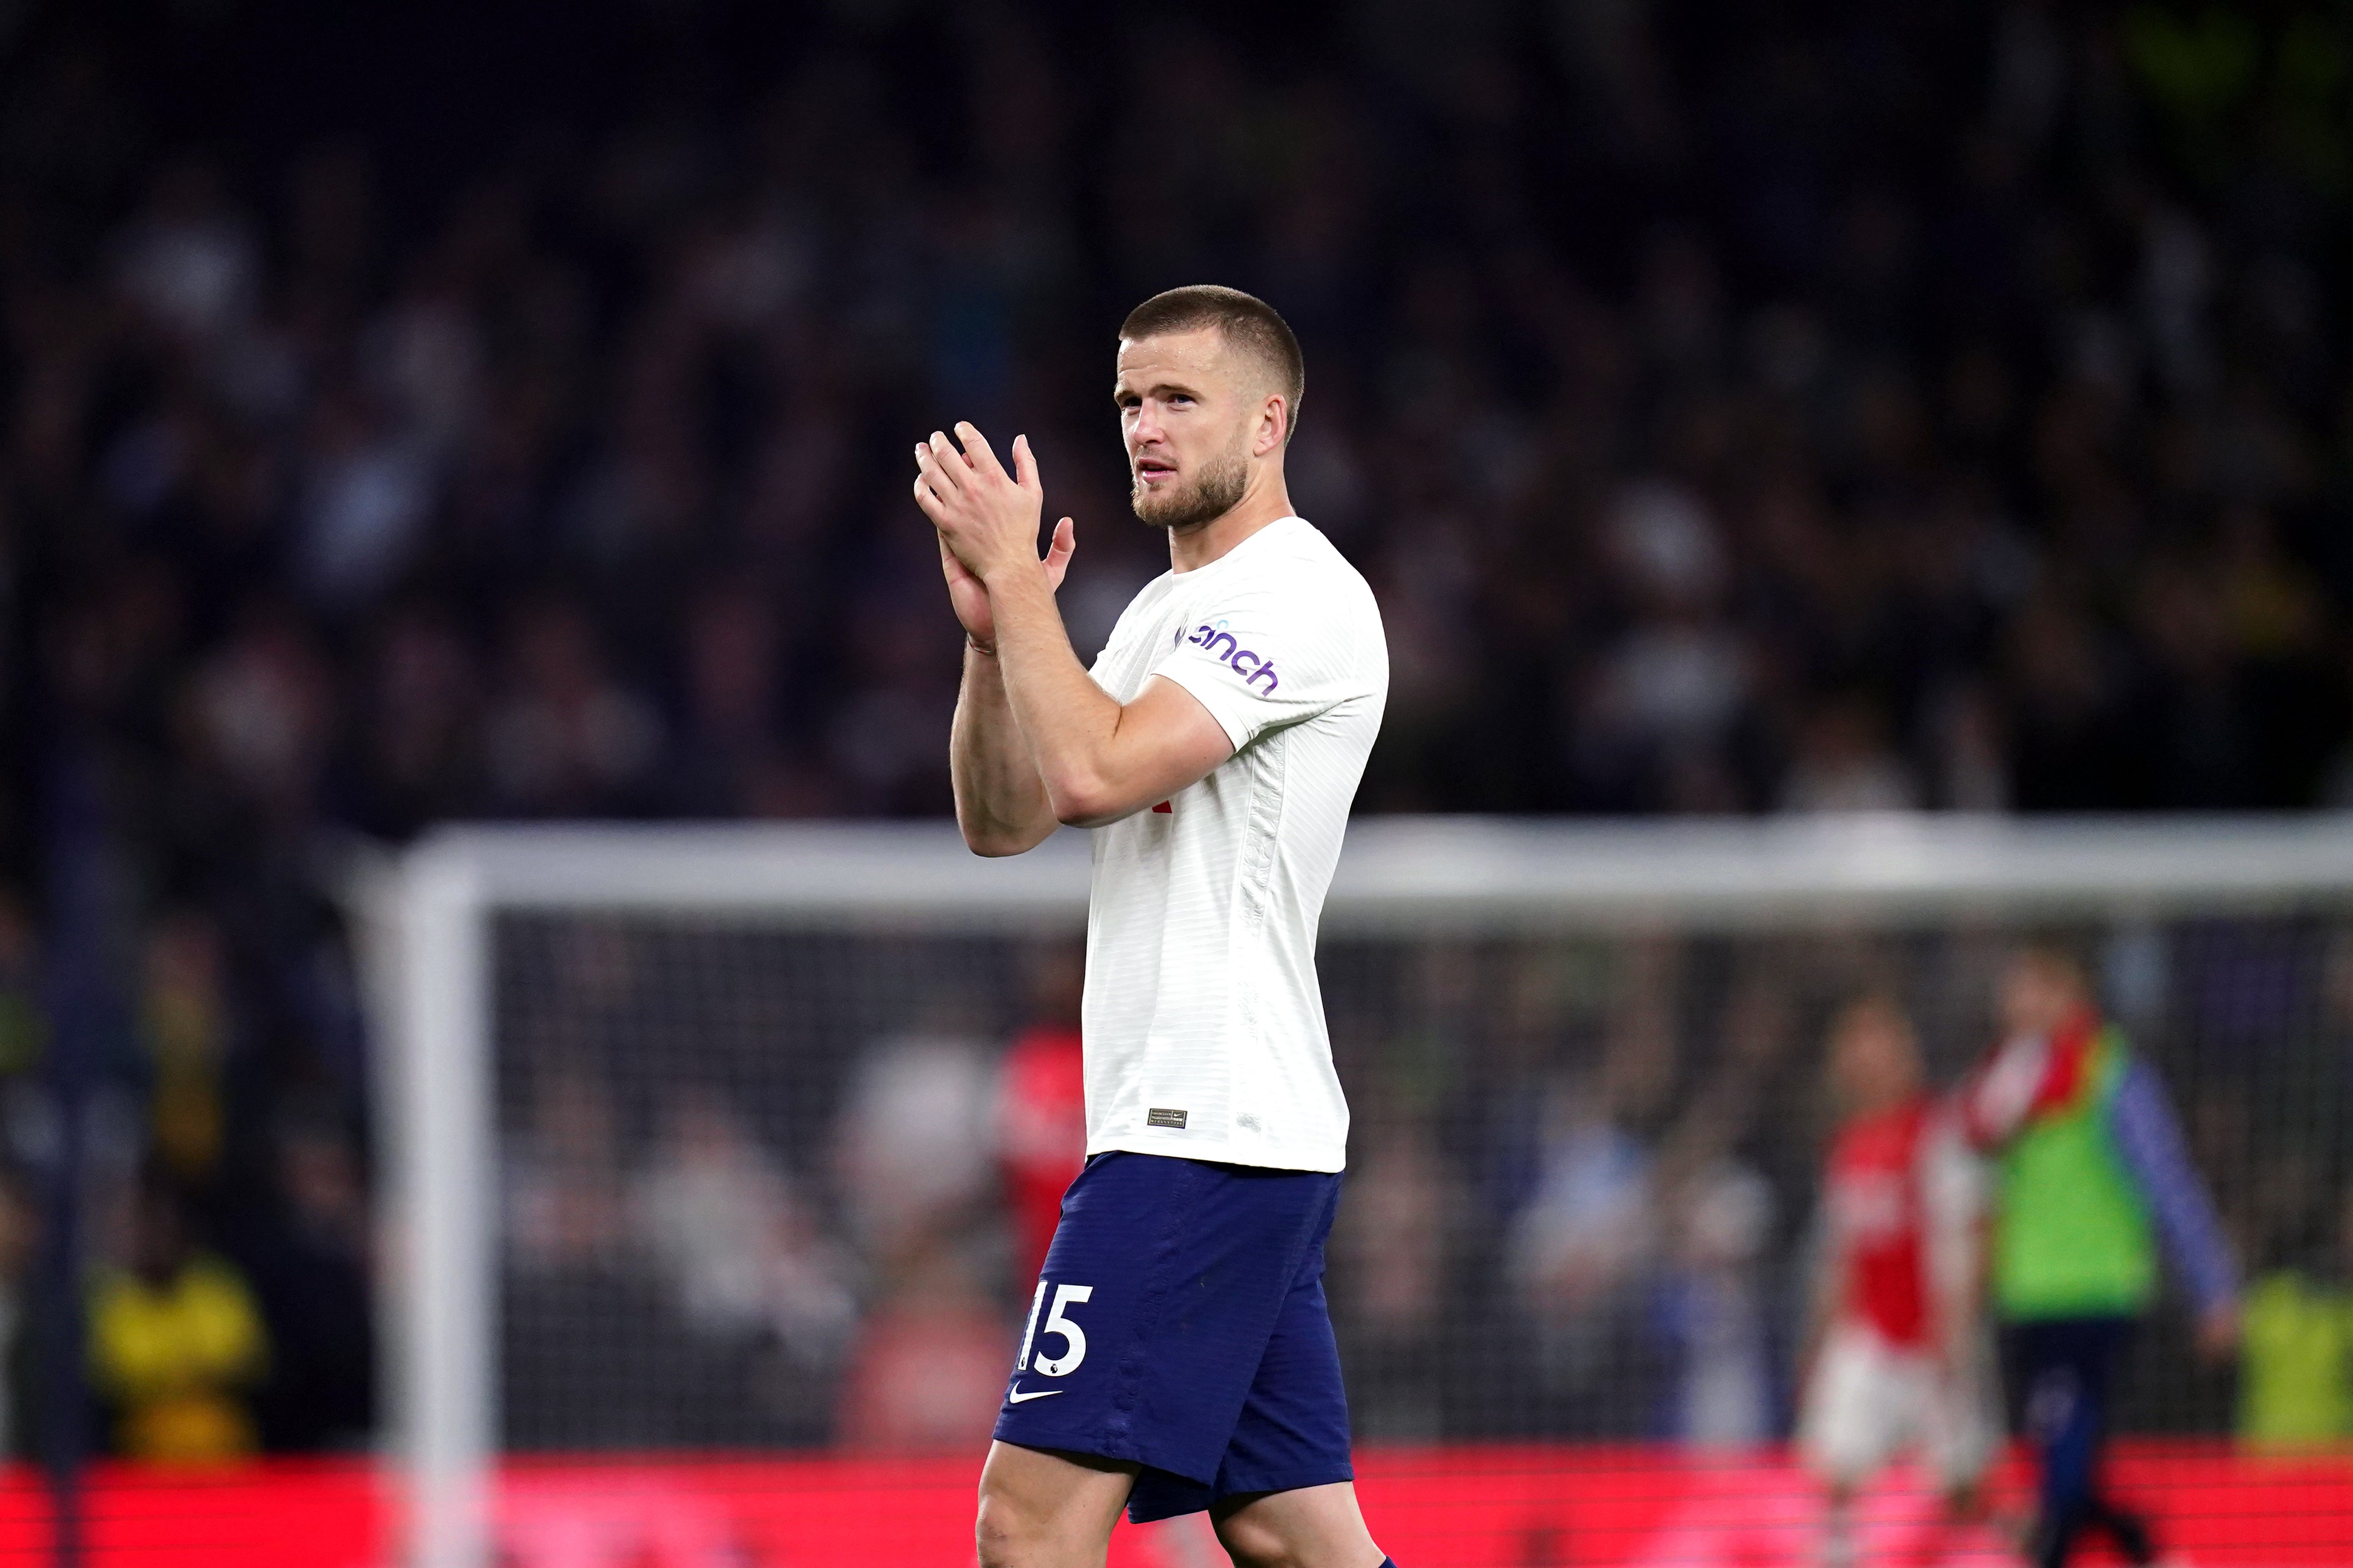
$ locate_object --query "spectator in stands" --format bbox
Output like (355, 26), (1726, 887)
(88, 1174), (269, 1462)
(1653, 1157), (1775, 1447)
(502, 1063), (672, 1448)
(833, 1029), (994, 1272)
(2238, 1181), (2353, 1448)
(631, 1084), (854, 1369)
(1507, 942), (1678, 1433)
(1962, 943), (2241, 1568)
(1328, 1116), (1462, 1439)
(230, 1113), (374, 1451)
(1647, 971), (1799, 1449)
(139, 911), (236, 1194)
(0, 895), (42, 1082)
(505, 1066), (628, 1274)
(0, 1167), (33, 1458)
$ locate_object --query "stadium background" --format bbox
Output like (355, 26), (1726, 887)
(1, 0), (2351, 1562)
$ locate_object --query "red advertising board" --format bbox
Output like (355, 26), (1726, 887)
(1, 1442), (2347, 1565)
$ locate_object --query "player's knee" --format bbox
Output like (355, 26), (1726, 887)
(1211, 1518), (1296, 1568)
(974, 1483), (1047, 1567)
(1211, 1511), (1325, 1568)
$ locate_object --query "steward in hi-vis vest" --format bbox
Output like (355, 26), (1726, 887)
(1964, 946), (2240, 1568)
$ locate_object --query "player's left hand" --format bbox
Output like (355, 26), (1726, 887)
(914, 423), (1069, 589)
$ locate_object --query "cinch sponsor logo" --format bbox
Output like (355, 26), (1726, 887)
(1186, 619), (1279, 692)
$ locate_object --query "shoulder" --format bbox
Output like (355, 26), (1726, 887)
(1268, 518), (1376, 591)
(1225, 522), (1382, 634)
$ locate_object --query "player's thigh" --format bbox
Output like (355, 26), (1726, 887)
(975, 1440), (1137, 1566)
(1211, 1480), (1385, 1568)
(1930, 1333), (2002, 1492)
(1801, 1330), (1912, 1485)
(1211, 1264), (1354, 1493)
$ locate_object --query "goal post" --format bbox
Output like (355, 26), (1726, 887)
(364, 815), (2353, 1568)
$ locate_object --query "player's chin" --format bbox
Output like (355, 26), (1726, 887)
(1131, 480), (1196, 527)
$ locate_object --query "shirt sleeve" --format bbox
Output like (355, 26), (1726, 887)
(1150, 576), (1378, 752)
(1958, 1033), (2051, 1149)
(2108, 1057), (2240, 1315)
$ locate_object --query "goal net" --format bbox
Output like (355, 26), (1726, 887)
(365, 816), (2353, 1568)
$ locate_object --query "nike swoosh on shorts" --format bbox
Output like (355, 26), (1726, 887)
(1006, 1385), (1064, 1403)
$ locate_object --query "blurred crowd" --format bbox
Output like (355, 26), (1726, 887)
(468, 917), (2353, 1460)
(0, 0), (2351, 1462)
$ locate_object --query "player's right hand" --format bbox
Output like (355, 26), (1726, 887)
(936, 511), (1075, 654)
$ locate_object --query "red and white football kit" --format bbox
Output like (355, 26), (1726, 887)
(1800, 1095), (1997, 1489)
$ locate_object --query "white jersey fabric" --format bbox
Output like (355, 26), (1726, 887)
(1079, 515), (1387, 1174)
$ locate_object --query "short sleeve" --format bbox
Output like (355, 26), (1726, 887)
(1150, 576), (1380, 751)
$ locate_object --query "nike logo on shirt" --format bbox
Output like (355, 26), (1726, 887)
(1006, 1384), (1064, 1404)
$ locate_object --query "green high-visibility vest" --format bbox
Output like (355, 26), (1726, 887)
(1994, 1027), (2159, 1321)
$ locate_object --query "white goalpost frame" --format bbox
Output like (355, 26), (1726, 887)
(364, 812), (2353, 1568)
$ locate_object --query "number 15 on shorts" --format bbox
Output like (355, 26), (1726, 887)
(1017, 1281), (1093, 1377)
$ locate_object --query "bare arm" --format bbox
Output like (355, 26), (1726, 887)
(917, 424), (1233, 828)
(951, 643), (1060, 855)
(933, 494), (1074, 855)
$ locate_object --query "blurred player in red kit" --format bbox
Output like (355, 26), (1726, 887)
(997, 943), (1088, 1289)
(1800, 994), (2000, 1568)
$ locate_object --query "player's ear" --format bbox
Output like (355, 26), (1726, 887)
(1258, 393), (1288, 457)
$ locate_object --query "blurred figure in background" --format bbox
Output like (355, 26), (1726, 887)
(834, 1029), (995, 1270)
(1508, 943), (1679, 1434)
(833, 1026), (1003, 1449)
(1650, 970), (1799, 1450)
(994, 943), (1087, 1293)
(1798, 995), (1995, 1568)
(1329, 1116), (1461, 1440)
(632, 1084), (855, 1371)
(2237, 1182), (2353, 1448)
(833, 1245), (1009, 1454)
(0, 1168), (34, 1457)
(229, 1113), (374, 1451)
(88, 1173), (268, 1462)
(506, 1066), (629, 1274)
(1655, 1157), (1775, 1449)
(139, 911), (236, 1195)
(502, 1064), (670, 1447)
(1963, 944), (2241, 1568)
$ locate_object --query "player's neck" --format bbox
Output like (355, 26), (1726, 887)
(1165, 474), (1296, 573)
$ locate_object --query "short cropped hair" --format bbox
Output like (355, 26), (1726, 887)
(1120, 285), (1305, 441)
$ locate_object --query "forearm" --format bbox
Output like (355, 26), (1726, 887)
(987, 564), (1148, 826)
(950, 643), (1059, 855)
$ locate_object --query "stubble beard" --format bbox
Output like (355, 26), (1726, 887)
(1131, 437), (1249, 532)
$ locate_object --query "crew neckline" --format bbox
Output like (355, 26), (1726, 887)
(1169, 514), (1306, 577)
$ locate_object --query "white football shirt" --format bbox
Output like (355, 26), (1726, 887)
(1079, 515), (1387, 1173)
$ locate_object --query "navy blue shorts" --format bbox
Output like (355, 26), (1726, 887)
(992, 1151), (1353, 1523)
